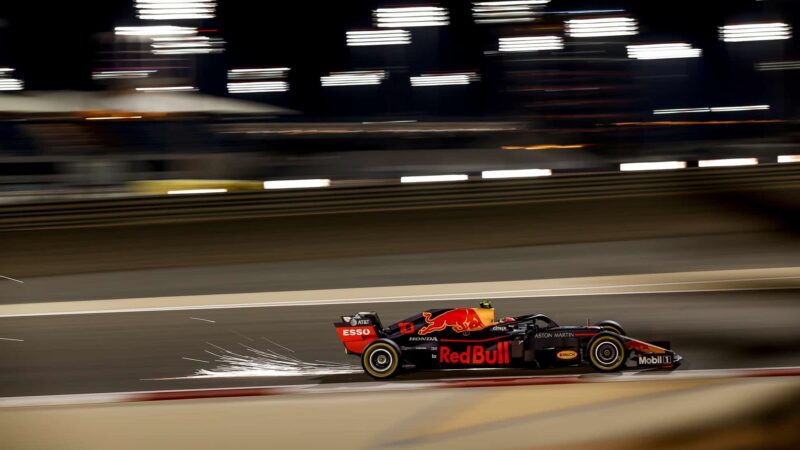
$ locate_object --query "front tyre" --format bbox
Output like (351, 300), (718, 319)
(595, 320), (625, 336)
(361, 341), (401, 379)
(588, 334), (626, 372)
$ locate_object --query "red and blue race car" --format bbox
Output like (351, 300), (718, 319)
(335, 301), (681, 379)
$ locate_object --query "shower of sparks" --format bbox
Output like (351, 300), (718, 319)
(182, 357), (210, 363)
(183, 340), (360, 378)
(0, 275), (24, 283)
(190, 317), (216, 323)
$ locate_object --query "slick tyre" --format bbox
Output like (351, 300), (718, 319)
(361, 340), (401, 379)
(595, 320), (625, 337)
(588, 334), (626, 372)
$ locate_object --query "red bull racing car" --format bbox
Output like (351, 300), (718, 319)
(334, 301), (681, 379)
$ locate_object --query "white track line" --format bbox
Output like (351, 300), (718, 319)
(2, 285), (799, 319)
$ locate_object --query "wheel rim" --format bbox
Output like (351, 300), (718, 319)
(594, 341), (620, 366)
(369, 348), (393, 373)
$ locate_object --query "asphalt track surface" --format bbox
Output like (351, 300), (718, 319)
(2, 287), (799, 398)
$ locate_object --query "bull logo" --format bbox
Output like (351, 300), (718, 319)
(419, 309), (486, 335)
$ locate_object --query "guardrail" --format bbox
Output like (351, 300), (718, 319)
(1, 164), (799, 231)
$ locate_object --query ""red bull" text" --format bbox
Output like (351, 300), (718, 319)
(439, 342), (510, 366)
(419, 308), (486, 335)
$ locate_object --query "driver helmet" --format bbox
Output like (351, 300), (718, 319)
(479, 300), (493, 309)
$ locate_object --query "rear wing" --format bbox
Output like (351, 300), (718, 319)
(334, 312), (383, 355)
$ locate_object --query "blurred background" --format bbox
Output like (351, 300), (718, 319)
(2, 1), (800, 449)
(0, 0), (798, 194)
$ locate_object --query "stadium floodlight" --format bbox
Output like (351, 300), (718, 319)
(620, 161), (687, 171)
(0, 78), (23, 91)
(499, 36), (563, 52)
(114, 26), (197, 36)
(698, 158), (759, 167)
(401, 174), (469, 183)
(0, 67), (24, 91)
(627, 43), (701, 60)
(263, 179), (331, 189)
(374, 6), (449, 28)
(346, 29), (411, 46)
(720, 23), (791, 43)
(410, 72), (479, 86)
(566, 17), (638, 38)
(481, 169), (552, 179)
(321, 71), (387, 87)
(228, 68), (290, 80)
(472, 0), (549, 25)
(227, 81), (289, 93)
(135, 0), (216, 21)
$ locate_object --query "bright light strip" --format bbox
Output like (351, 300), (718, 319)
(756, 60), (800, 71)
(698, 158), (759, 168)
(410, 72), (479, 86)
(135, 0), (216, 20)
(167, 189), (227, 195)
(401, 174), (469, 183)
(620, 161), (687, 171)
(136, 86), (196, 92)
(321, 71), (387, 87)
(152, 48), (222, 54)
(92, 70), (156, 79)
(263, 179), (331, 189)
(566, 17), (638, 38)
(85, 116), (143, 120)
(346, 29), (411, 46)
(481, 169), (552, 179)
(654, 105), (770, 115)
(152, 40), (211, 48)
(374, 6), (449, 28)
(150, 36), (223, 54)
(472, 0), (549, 24)
(654, 107), (711, 115)
(499, 36), (564, 52)
(0, 78), (23, 91)
(114, 26), (196, 36)
(227, 81), (289, 93)
(627, 43), (702, 60)
(778, 155), (800, 163)
(720, 23), (791, 42)
(138, 14), (213, 20)
(710, 105), (769, 112)
(228, 68), (289, 80)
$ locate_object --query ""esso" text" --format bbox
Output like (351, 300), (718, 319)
(342, 328), (372, 336)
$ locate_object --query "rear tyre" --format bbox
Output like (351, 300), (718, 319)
(361, 341), (401, 379)
(595, 320), (625, 336)
(588, 334), (626, 372)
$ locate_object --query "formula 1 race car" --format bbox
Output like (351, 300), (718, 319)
(334, 301), (681, 379)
